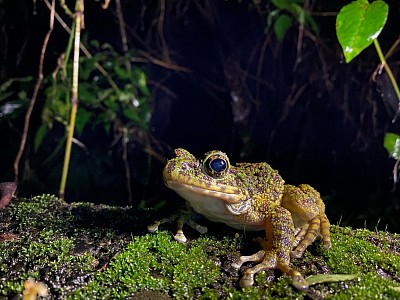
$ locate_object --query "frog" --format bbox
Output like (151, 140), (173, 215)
(158, 148), (331, 290)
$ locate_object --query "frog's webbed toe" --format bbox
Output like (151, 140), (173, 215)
(147, 209), (208, 243)
(232, 249), (309, 290)
(291, 213), (331, 258)
(290, 271), (309, 291)
(231, 249), (265, 270)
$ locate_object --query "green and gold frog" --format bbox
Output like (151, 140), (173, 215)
(158, 148), (331, 290)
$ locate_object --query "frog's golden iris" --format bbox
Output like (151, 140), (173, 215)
(163, 148), (331, 290)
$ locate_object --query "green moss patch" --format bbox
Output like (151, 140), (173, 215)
(69, 232), (222, 299)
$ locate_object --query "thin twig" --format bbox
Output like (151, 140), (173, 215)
(115, 0), (131, 71)
(115, 0), (134, 205)
(255, 33), (272, 108)
(372, 36), (400, 82)
(102, 0), (111, 10)
(158, 0), (170, 61)
(13, 0), (55, 184)
(373, 39), (400, 104)
(137, 50), (191, 72)
(121, 127), (133, 205)
(59, 0), (74, 17)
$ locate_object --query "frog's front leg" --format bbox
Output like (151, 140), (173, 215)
(282, 184), (331, 258)
(232, 206), (309, 291)
(147, 206), (208, 243)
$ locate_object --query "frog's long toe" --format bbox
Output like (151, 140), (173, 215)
(231, 249), (266, 270)
(173, 229), (187, 243)
(239, 262), (270, 288)
(148, 208), (208, 243)
(239, 272), (255, 287)
(291, 271), (309, 291)
(320, 213), (331, 250)
(291, 213), (331, 258)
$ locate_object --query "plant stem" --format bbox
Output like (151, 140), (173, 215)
(373, 39), (400, 103)
(59, 0), (83, 201)
(13, 0), (55, 184)
(43, 0), (120, 92)
(121, 127), (133, 205)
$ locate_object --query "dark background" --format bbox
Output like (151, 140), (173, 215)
(1, 0), (400, 231)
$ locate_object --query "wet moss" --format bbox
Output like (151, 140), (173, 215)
(69, 232), (224, 299)
(0, 194), (137, 298)
(1, 194), (400, 299)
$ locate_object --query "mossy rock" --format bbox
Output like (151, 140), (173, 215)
(0, 194), (400, 299)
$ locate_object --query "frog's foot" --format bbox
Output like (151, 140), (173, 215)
(147, 212), (208, 243)
(291, 213), (331, 258)
(232, 249), (309, 291)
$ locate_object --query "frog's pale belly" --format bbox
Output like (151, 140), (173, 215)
(174, 188), (265, 231)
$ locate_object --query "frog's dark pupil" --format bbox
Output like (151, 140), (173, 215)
(210, 158), (226, 173)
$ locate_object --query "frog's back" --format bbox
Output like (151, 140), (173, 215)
(234, 162), (285, 205)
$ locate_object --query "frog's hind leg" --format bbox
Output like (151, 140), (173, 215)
(282, 184), (331, 257)
(235, 248), (309, 291)
(232, 206), (309, 290)
(292, 224), (309, 248)
(291, 216), (320, 258)
(291, 213), (331, 258)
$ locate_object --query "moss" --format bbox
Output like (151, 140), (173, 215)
(69, 232), (222, 299)
(0, 235), (95, 296)
(10, 194), (72, 231)
(322, 226), (400, 275)
(0, 194), (136, 297)
(328, 273), (399, 299)
(1, 194), (400, 299)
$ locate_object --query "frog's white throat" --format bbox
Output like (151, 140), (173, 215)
(172, 187), (264, 231)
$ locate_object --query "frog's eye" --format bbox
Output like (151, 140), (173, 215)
(202, 151), (230, 178)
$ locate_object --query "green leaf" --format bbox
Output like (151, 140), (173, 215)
(137, 70), (150, 96)
(79, 57), (96, 80)
(290, 3), (305, 25)
(90, 39), (100, 49)
(269, 0), (318, 35)
(34, 124), (49, 152)
(267, 9), (280, 29)
(384, 132), (400, 159)
(336, 0), (388, 63)
(272, 0), (302, 10)
(75, 107), (92, 135)
(274, 14), (293, 41)
(123, 108), (140, 123)
(306, 274), (358, 286)
(304, 11), (319, 34)
(114, 62), (130, 80)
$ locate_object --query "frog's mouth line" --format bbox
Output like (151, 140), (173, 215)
(165, 180), (244, 204)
